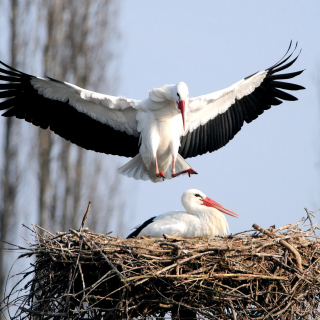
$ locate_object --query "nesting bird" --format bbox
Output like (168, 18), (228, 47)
(127, 189), (238, 238)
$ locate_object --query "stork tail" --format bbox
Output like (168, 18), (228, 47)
(118, 154), (192, 183)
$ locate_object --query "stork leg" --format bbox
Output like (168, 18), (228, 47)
(171, 157), (198, 178)
(155, 157), (165, 180)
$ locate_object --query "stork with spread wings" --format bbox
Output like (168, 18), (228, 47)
(0, 42), (304, 182)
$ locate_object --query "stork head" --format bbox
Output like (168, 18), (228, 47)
(174, 82), (189, 131)
(181, 189), (238, 218)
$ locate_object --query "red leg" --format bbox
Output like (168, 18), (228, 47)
(155, 157), (165, 180)
(172, 168), (198, 178)
(171, 157), (176, 176)
(171, 157), (197, 178)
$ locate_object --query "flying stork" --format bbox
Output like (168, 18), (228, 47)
(127, 189), (238, 238)
(0, 43), (304, 182)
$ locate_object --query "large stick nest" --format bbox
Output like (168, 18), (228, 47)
(1, 210), (320, 319)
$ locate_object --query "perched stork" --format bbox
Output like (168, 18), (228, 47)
(126, 189), (238, 238)
(0, 43), (304, 182)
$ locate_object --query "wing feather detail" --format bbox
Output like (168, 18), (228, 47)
(126, 216), (156, 238)
(0, 61), (140, 157)
(179, 43), (304, 159)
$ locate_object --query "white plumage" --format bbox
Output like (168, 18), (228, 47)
(0, 43), (304, 182)
(127, 189), (239, 239)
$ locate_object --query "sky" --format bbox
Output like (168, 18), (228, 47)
(114, 1), (320, 237)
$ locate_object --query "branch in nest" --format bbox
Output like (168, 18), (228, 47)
(252, 223), (303, 271)
(80, 200), (92, 230)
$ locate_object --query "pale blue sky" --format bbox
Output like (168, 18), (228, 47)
(115, 1), (320, 236)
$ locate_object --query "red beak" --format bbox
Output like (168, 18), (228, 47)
(202, 197), (238, 218)
(178, 100), (185, 131)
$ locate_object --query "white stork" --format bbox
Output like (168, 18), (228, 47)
(0, 43), (304, 182)
(126, 189), (238, 238)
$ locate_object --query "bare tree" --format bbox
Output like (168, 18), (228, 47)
(0, 0), (126, 314)
(37, 0), (124, 233)
(0, 0), (21, 308)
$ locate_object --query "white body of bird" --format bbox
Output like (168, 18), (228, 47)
(120, 82), (191, 181)
(127, 189), (239, 239)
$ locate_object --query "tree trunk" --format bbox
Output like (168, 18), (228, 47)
(38, 129), (52, 229)
(0, 0), (19, 312)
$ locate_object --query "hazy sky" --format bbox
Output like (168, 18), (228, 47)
(114, 1), (320, 236)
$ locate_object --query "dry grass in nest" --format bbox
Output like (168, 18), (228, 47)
(1, 205), (320, 319)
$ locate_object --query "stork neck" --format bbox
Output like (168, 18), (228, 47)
(187, 206), (229, 237)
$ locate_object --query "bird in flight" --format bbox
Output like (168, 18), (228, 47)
(127, 188), (238, 238)
(0, 42), (304, 182)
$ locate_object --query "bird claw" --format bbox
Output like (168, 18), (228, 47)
(171, 168), (198, 178)
(156, 171), (165, 181)
(187, 168), (198, 177)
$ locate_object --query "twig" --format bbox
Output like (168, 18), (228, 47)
(70, 229), (126, 280)
(19, 307), (67, 316)
(252, 223), (303, 271)
(80, 201), (92, 230)
(305, 207), (317, 236)
(126, 273), (287, 281)
(33, 224), (56, 237)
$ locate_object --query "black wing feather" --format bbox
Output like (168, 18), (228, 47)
(269, 54), (300, 74)
(0, 83), (20, 90)
(0, 62), (140, 157)
(126, 216), (156, 238)
(270, 80), (304, 91)
(179, 44), (304, 159)
(0, 74), (21, 82)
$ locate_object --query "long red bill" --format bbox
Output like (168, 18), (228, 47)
(202, 197), (238, 218)
(178, 100), (185, 131)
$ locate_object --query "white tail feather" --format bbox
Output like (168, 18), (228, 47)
(118, 154), (191, 183)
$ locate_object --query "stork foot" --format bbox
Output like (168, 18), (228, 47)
(172, 168), (198, 178)
(186, 168), (198, 177)
(156, 171), (165, 181)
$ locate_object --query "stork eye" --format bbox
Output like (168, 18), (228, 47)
(195, 194), (201, 198)
(177, 93), (180, 98)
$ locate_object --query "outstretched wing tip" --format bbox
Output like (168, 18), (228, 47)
(0, 60), (11, 69)
(180, 42), (304, 159)
(0, 61), (140, 157)
(268, 41), (302, 73)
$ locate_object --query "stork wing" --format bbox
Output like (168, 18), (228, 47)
(0, 61), (140, 157)
(126, 216), (156, 238)
(127, 211), (197, 238)
(179, 43), (305, 159)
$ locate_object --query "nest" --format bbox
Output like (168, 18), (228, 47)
(2, 206), (320, 320)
